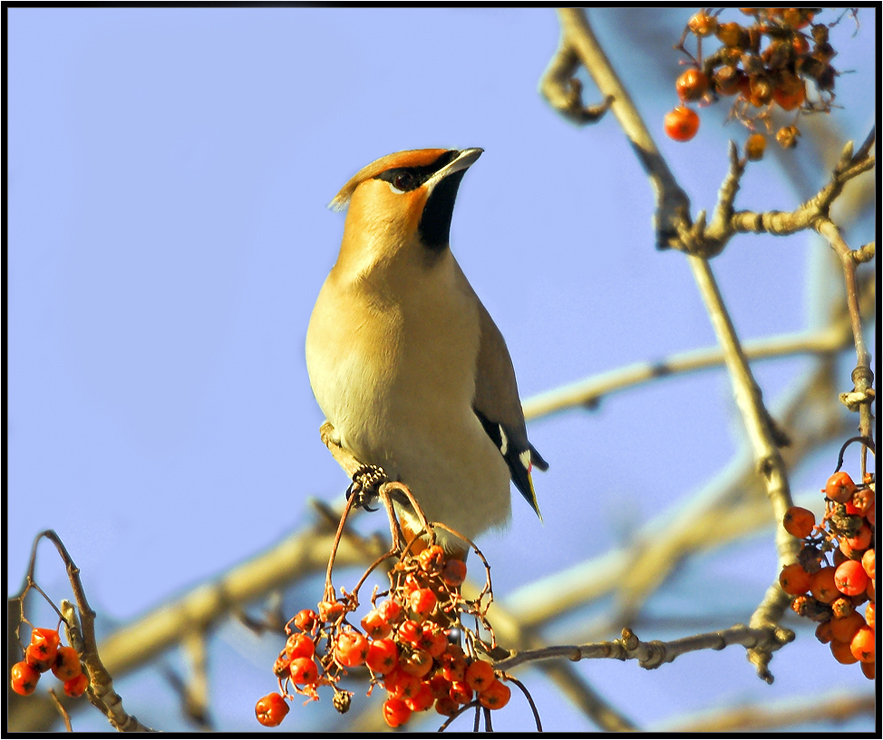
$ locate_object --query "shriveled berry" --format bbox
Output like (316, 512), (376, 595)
(745, 133), (766, 161)
(361, 609), (392, 639)
(688, 10), (717, 37)
(293, 608), (318, 633)
(400, 648), (433, 678)
(776, 125), (800, 149)
(318, 600), (346, 623)
(417, 545), (446, 574)
(676, 69), (709, 102)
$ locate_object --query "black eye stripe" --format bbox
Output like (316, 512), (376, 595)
(374, 150), (459, 192)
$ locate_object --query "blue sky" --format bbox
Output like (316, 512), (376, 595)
(6, 6), (876, 733)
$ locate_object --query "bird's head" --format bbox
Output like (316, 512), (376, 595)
(330, 148), (483, 254)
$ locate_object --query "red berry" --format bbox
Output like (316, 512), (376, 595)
(835, 560), (869, 596)
(782, 507), (815, 539)
(63, 672), (89, 698)
(850, 625), (875, 663)
(825, 471), (856, 503)
(465, 659), (495, 692)
(449, 680), (473, 705)
(417, 626), (449, 658)
(841, 525), (873, 559)
(255, 692), (290, 727)
(335, 631), (369, 668)
(289, 657), (320, 685)
(442, 559), (467, 587)
(10, 661), (41, 696)
(397, 619), (423, 645)
(866, 601), (876, 630)
(383, 697), (412, 728)
(404, 681), (435, 712)
(51, 646), (82, 681)
(366, 638), (399, 674)
(25, 644), (55, 673)
(664, 107), (700, 142)
(285, 633), (315, 660)
(830, 639), (858, 664)
(478, 678), (511, 710)
(830, 612), (865, 643)
(384, 668), (421, 700)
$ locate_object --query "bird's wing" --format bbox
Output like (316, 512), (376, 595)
(471, 294), (548, 519)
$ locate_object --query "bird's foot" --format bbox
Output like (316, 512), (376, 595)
(345, 464), (387, 511)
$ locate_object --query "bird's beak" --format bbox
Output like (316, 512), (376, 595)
(423, 148), (483, 191)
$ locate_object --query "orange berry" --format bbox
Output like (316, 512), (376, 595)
(866, 601), (875, 630)
(273, 652), (292, 677)
(688, 10), (717, 37)
(716, 21), (746, 48)
(841, 526), (873, 559)
(776, 125), (800, 149)
(255, 692), (290, 727)
(868, 578), (876, 602)
(418, 627), (449, 659)
(10, 661), (41, 696)
(792, 33), (810, 55)
(782, 507), (815, 539)
(779, 563), (812, 595)
(404, 681), (435, 712)
(429, 673), (452, 699)
(367, 637), (399, 674)
(825, 472), (856, 503)
(417, 545), (446, 573)
(449, 680), (473, 705)
(289, 657), (320, 685)
(810, 567), (839, 603)
(441, 650), (467, 683)
(714, 65), (747, 96)
(383, 697), (412, 728)
(285, 633), (315, 660)
(867, 501), (876, 527)
(862, 549), (875, 580)
(745, 133), (766, 161)
(335, 631), (369, 668)
(773, 75), (806, 111)
(435, 695), (459, 716)
(377, 599), (404, 625)
(465, 660), (496, 693)
(478, 678), (511, 710)
(51, 646), (82, 681)
(63, 672), (89, 698)
(25, 644), (55, 673)
(293, 608), (318, 633)
(408, 588), (438, 622)
(815, 620), (834, 644)
(852, 488), (875, 517)
(664, 106), (700, 142)
(442, 558), (468, 587)
(850, 625), (875, 663)
(861, 660), (875, 680)
(835, 560), (869, 596)
(384, 668), (421, 700)
(676, 69), (710, 102)
(360, 609), (392, 639)
(28, 628), (60, 667)
(830, 638), (859, 664)
(397, 619), (423, 645)
(830, 612), (865, 643)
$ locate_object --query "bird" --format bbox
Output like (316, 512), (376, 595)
(305, 148), (547, 555)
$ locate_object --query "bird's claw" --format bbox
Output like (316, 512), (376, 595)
(345, 464), (387, 511)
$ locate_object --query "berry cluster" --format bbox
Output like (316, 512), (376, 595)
(665, 8), (852, 148)
(10, 626), (89, 698)
(778, 470), (875, 679)
(255, 545), (515, 729)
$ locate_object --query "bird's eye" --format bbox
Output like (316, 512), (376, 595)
(390, 172), (416, 194)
